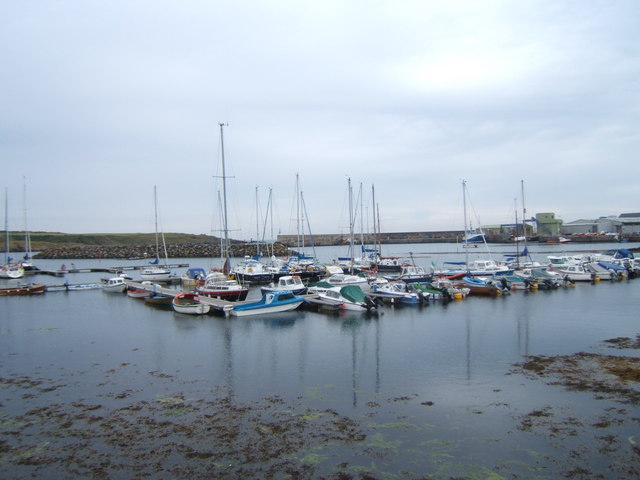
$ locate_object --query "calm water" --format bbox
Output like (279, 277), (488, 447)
(1, 242), (639, 479)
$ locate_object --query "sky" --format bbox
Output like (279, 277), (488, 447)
(1, 0), (639, 241)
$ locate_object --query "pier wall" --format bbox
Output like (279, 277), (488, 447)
(278, 231), (465, 246)
(277, 232), (640, 247)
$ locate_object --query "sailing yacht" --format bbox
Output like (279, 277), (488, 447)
(1, 188), (25, 279)
(197, 123), (249, 300)
(140, 186), (172, 282)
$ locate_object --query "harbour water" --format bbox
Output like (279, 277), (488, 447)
(1, 242), (639, 479)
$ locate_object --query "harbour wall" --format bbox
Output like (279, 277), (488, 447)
(277, 232), (640, 247)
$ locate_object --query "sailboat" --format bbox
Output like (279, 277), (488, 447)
(1, 188), (25, 279)
(140, 186), (172, 282)
(21, 177), (34, 270)
(197, 123), (248, 301)
(283, 174), (324, 280)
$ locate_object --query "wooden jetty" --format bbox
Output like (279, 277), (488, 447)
(24, 263), (189, 280)
(123, 281), (332, 315)
(124, 280), (235, 314)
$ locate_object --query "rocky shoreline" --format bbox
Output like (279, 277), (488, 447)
(33, 241), (293, 260)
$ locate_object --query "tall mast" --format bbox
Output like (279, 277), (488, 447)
(153, 185), (160, 262)
(371, 185), (377, 258)
(295, 173), (301, 250)
(514, 197), (520, 269)
(219, 122), (230, 266)
(4, 187), (8, 265)
(359, 182), (365, 256)
(348, 177), (354, 273)
(255, 185), (260, 256)
(23, 177), (31, 261)
(462, 180), (469, 270)
(521, 179), (529, 260)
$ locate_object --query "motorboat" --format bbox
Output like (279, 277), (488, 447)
(127, 281), (158, 299)
(371, 281), (423, 305)
(374, 256), (403, 272)
(261, 275), (307, 295)
(518, 267), (561, 289)
(458, 276), (502, 296)
(181, 267), (207, 288)
(102, 275), (127, 293)
(324, 273), (370, 290)
(383, 265), (432, 283)
(229, 291), (305, 317)
(549, 263), (596, 282)
(466, 259), (513, 276)
(232, 257), (273, 284)
(317, 285), (377, 311)
(172, 293), (210, 315)
(197, 271), (248, 301)
(0, 283), (46, 296)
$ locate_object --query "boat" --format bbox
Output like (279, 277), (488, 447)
(231, 256), (273, 284)
(466, 259), (513, 276)
(440, 180), (509, 281)
(458, 276), (502, 296)
(371, 281), (424, 305)
(494, 275), (538, 291)
(582, 262), (616, 281)
(261, 275), (307, 295)
(0, 263), (24, 279)
(464, 231), (485, 244)
(181, 267), (207, 288)
(102, 275), (127, 293)
(197, 271), (249, 301)
(413, 279), (469, 301)
(0, 283), (45, 296)
(65, 282), (102, 291)
(324, 273), (371, 290)
(550, 263), (598, 282)
(375, 256), (403, 272)
(127, 281), (158, 299)
(383, 265), (432, 283)
(20, 177), (34, 271)
(317, 285), (377, 311)
(140, 186), (172, 282)
(1, 188), (25, 279)
(172, 292), (210, 315)
(144, 294), (174, 307)
(518, 267), (561, 289)
(229, 290), (305, 317)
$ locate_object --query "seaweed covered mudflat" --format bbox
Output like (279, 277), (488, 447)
(512, 334), (640, 479)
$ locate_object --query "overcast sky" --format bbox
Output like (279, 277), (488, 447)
(2, 0), (638, 240)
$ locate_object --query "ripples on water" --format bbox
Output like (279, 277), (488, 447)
(1, 243), (639, 478)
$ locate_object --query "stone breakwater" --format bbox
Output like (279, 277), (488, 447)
(34, 242), (293, 260)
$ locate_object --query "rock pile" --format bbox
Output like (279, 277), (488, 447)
(34, 242), (293, 260)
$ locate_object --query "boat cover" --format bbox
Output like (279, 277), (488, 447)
(598, 261), (627, 271)
(340, 285), (367, 303)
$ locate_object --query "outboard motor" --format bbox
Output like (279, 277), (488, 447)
(364, 296), (377, 310)
(417, 290), (428, 305)
(440, 287), (452, 303)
